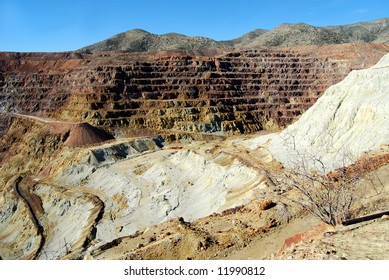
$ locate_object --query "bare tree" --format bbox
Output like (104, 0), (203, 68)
(272, 164), (359, 226)
(267, 131), (381, 226)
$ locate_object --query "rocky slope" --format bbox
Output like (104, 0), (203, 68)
(1, 44), (388, 138)
(259, 53), (389, 172)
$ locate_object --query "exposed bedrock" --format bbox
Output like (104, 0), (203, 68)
(1, 44), (388, 135)
(242, 53), (389, 172)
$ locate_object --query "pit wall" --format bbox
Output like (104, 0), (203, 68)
(1, 45), (387, 135)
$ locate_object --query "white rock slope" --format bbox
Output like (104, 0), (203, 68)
(263, 53), (389, 171)
(43, 139), (266, 251)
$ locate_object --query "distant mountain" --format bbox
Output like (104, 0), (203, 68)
(322, 18), (389, 44)
(79, 18), (389, 52)
(240, 23), (349, 47)
(221, 28), (268, 46)
(80, 29), (226, 52)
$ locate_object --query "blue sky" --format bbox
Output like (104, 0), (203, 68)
(0, 0), (387, 52)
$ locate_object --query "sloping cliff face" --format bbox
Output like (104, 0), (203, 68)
(266, 53), (389, 171)
(1, 44), (388, 136)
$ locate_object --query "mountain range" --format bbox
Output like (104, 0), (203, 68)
(80, 18), (389, 52)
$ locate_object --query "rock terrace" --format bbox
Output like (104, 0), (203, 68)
(1, 44), (388, 137)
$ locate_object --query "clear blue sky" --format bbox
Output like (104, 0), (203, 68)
(0, 0), (387, 52)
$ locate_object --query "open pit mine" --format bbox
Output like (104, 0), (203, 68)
(0, 42), (389, 260)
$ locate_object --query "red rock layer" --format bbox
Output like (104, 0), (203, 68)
(1, 44), (388, 135)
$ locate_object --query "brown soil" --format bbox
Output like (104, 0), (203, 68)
(64, 123), (114, 147)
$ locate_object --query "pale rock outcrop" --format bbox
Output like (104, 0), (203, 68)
(26, 135), (265, 252)
(262, 53), (389, 172)
(34, 185), (99, 260)
(54, 147), (263, 247)
(0, 188), (42, 259)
